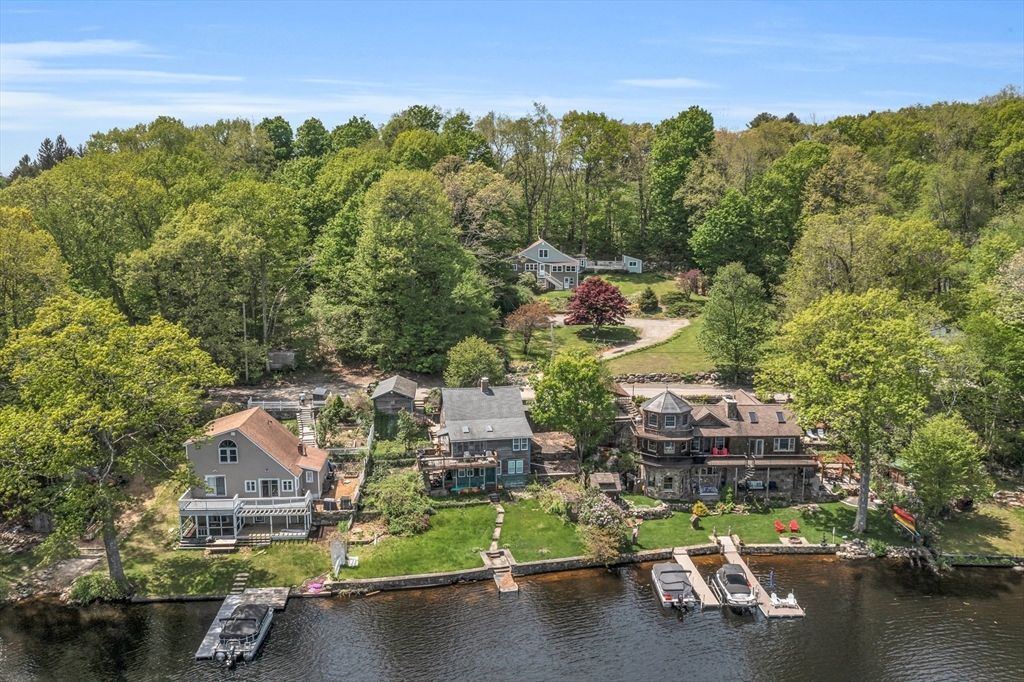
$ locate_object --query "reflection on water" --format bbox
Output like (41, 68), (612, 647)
(1, 557), (1021, 681)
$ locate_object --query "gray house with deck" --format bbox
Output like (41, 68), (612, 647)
(512, 239), (582, 291)
(423, 378), (532, 494)
(178, 407), (330, 545)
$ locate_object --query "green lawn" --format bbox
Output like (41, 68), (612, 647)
(0, 549), (40, 599)
(937, 504), (1024, 556)
(538, 273), (679, 305)
(604, 317), (714, 375)
(341, 505), (495, 579)
(634, 502), (912, 550)
(500, 499), (588, 561)
(621, 494), (661, 508)
(499, 324), (638, 362)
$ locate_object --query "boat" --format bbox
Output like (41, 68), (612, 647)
(213, 603), (273, 666)
(651, 562), (701, 610)
(711, 563), (759, 612)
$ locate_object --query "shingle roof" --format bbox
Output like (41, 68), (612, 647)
(440, 386), (532, 442)
(693, 402), (803, 439)
(195, 407), (329, 476)
(640, 390), (694, 415)
(372, 375), (418, 400)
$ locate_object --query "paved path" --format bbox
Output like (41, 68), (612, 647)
(552, 315), (690, 359)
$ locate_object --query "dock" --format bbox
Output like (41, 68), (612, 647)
(671, 548), (720, 608)
(719, 536), (805, 619)
(195, 587), (290, 660)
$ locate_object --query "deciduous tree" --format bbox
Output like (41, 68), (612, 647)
(564, 277), (629, 333)
(698, 263), (771, 382)
(0, 207), (68, 343)
(532, 350), (614, 460)
(444, 336), (505, 388)
(505, 301), (552, 356)
(902, 413), (993, 517)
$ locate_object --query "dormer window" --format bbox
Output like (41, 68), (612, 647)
(647, 413), (658, 428)
(664, 415), (677, 428)
(218, 440), (238, 463)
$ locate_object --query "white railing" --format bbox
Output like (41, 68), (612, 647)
(242, 491), (312, 510)
(178, 490), (242, 513)
(247, 398), (301, 411)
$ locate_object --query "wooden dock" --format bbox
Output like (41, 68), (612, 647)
(195, 587), (290, 660)
(719, 536), (805, 619)
(671, 548), (720, 608)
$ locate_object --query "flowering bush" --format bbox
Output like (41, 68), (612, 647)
(692, 500), (710, 517)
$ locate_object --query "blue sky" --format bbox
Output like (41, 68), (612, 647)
(1, 0), (1022, 172)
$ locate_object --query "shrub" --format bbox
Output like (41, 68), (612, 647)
(660, 289), (690, 307)
(692, 500), (710, 517)
(666, 301), (702, 318)
(637, 286), (660, 313)
(69, 573), (128, 603)
(444, 336), (505, 388)
(868, 538), (888, 557)
(366, 470), (433, 536)
(518, 271), (539, 293)
(583, 525), (626, 565)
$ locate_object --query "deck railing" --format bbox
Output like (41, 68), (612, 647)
(178, 490), (242, 513)
(179, 490), (312, 514)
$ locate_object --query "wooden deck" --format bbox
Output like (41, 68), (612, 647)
(719, 536), (805, 619)
(194, 588), (291, 660)
(671, 548), (720, 608)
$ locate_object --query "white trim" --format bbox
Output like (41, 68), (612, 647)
(244, 480), (257, 493)
(305, 470), (314, 483)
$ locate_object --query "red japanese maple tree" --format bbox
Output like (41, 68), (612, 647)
(564, 277), (629, 333)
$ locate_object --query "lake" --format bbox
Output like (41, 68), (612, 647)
(1, 556), (1022, 681)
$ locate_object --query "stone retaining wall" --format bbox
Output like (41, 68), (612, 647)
(739, 543), (839, 556)
(624, 503), (674, 519)
(328, 566), (493, 593)
(510, 548), (675, 576)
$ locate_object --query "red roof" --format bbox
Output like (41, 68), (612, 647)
(194, 407), (329, 476)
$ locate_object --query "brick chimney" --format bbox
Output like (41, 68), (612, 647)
(724, 395), (739, 421)
(480, 377), (490, 392)
(298, 443), (306, 456)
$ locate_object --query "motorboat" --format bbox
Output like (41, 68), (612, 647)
(214, 603), (273, 666)
(711, 563), (758, 612)
(651, 562), (701, 610)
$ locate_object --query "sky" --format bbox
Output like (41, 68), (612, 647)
(1, 0), (1022, 172)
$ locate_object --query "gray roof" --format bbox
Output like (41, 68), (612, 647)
(640, 391), (693, 415)
(372, 375), (418, 400)
(440, 386), (533, 442)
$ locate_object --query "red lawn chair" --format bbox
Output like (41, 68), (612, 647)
(789, 520), (800, 533)
(774, 520), (786, 533)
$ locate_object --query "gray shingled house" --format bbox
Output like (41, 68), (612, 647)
(512, 239), (582, 291)
(425, 378), (533, 494)
(372, 375), (418, 414)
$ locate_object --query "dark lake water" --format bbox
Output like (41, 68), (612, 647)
(1, 556), (1022, 682)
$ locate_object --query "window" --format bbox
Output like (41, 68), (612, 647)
(646, 439), (658, 453)
(218, 440), (238, 463)
(664, 441), (675, 454)
(776, 411), (786, 424)
(774, 437), (795, 452)
(647, 413), (658, 427)
(566, 265), (576, 272)
(678, 440), (688, 452)
(473, 468), (482, 477)
(458, 468), (466, 478)
(663, 476), (674, 491)
(629, 261), (638, 267)
(664, 414), (677, 428)
(750, 439), (764, 456)
(696, 466), (719, 477)
(205, 475), (226, 497)
(512, 263), (519, 271)
(714, 437), (725, 449)
(305, 470), (314, 483)
(507, 459), (524, 475)
(281, 479), (294, 492)
(244, 480), (257, 493)
(525, 263), (537, 272)
(748, 412), (759, 423)
(552, 265), (563, 273)
(539, 248), (549, 258)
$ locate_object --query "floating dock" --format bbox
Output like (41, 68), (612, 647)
(671, 548), (720, 608)
(719, 536), (805, 619)
(195, 587), (290, 660)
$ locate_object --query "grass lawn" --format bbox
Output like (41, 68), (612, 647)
(604, 317), (714, 375)
(0, 549), (40, 598)
(635, 502), (912, 550)
(340, 505), (495, 579)
(119, 482), (330, 595)
(499, 324), (638, 362)
(621, 494), (661, 508)
(500, 499), (587, 561)
(937, 504), (1024, 556)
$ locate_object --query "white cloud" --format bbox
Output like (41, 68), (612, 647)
(618, 78), (716, 89)
(0, 39), (147, 59)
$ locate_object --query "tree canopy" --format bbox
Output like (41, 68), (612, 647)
(531, 351), (614, 459)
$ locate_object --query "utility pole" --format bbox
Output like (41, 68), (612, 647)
(242, 303), (249, 383)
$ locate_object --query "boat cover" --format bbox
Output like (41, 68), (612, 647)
(652, 563), (695, 598)
(220, 604), (270, 640)
(716, 564), (752, 595)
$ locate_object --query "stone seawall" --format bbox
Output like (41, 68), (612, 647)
(739, 543), (839, 555)
(329, 566), (493, 593)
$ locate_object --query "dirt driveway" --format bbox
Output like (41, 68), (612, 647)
(552, 315), (689, 359)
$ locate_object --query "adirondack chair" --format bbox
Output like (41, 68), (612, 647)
(774, 520), (786, 533)
(790, 520), (800, 533)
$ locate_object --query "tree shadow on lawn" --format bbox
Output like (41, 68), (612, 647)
(572, 326), (639, 345)
(129, 553), (271, 596)
(939, 510), (1015, 555)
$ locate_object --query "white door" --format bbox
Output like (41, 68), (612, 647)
(564, 276), (572, 288)
(259, 479), (280, 497)
(539, 265), (547, 277)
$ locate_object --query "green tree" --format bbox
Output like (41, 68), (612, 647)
(688, 188), (757, 276)
(0, 295), (230, 588)
(532, 351), (614, 461)
(444, 336), (505, 388)
(295, 117), (330, 158)
(382, 104), (445, 148)
(649, 106), (715, 260)
(902, 413), (993, 517)
(366, 470), (433, 536)
(698, 263), (771, 382)
(758, 290), (937, 533)
(258, 116), (294, 161)
(391, 129), (447, 171)
(0, 207), (68, 343)
(331, 116), (379, 150)
(347, 169), (494, 372)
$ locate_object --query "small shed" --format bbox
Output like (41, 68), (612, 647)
(621, 255), (642, 274)
(371, 376), (418, 415)
(590, 472), (623, 499)
(311, 387), (332, 405)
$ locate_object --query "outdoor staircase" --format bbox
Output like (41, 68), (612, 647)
(616, 396), (640, 419)
(230, 572), (249, 595)
(743, 456), (757, 481)
(297, 405), (317, 448)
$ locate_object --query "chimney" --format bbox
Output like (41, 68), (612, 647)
(724, 395), (739, 421)
(480, 377), (490, 392)
(298, 443), (306, 456)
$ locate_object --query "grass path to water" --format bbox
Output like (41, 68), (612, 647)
(500, 500), (587, 561)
